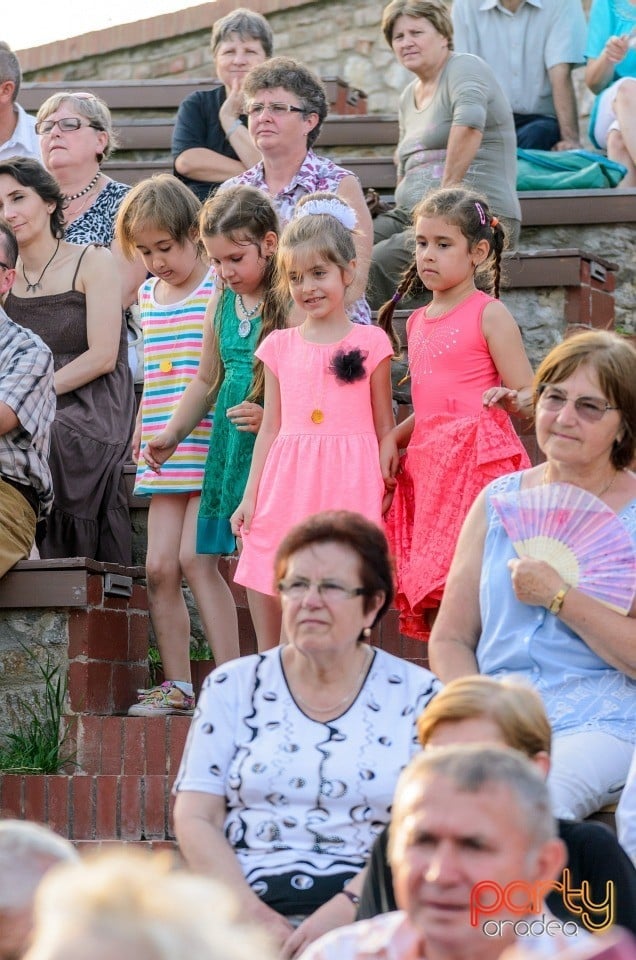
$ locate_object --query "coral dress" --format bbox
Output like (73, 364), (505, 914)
(385, 290), (530, 640)
(234, 324), (393, 595)
(197, 291), (261, 556)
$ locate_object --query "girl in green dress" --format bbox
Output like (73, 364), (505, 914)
(143, 185), (286, 655)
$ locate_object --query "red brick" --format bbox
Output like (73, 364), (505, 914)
(86, 608), (129, 660)
(167, 789), (177, 840)
(0, 774), (24, 817)
(142, 775), (167, 838)
(128, 612), (150, 661)
(123, 718), (146, 775)
(144, 718), (167, 775)
(86, 574), (104, 605)
(564, 288), (583, 328)
(130, 583), (149, 611)
(111, 662), (143, 714)
(70, 775), (95, 840)
(69, 661), (113, 713)
(103, 594), (131, 612)
(399, 635), (430, 666)
(76, 716), (102, 774)
(68, 610), (90, 658)
(100, 718), (124, 775)
(120, 775), (143, 840)
(191, 660), (214, 699)
(580, 260), (591, 283)
(23, 775), (47, 823)
(167, 717), (189, 775)
(47, 776), (71, 837)
(95, 776), (119, 839)
(590, 290), (614, 329)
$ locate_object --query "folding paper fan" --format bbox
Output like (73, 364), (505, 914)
(491, 482), (636, 615)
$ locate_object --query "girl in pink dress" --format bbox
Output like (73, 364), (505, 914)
(380, 186), (534, 642)
(231, 193), (397, 650)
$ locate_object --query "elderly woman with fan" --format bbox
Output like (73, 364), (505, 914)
(429, 329), (636, 823)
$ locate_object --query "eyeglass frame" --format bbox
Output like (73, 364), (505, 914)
(277, 577), (368, 601)
(35, 117), (105, 135)
(246, 101), (309, 118)
(536, 383), (620, 422)
(0, 260), (14, 271)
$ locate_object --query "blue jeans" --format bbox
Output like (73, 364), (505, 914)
(514, 113), (560, 150)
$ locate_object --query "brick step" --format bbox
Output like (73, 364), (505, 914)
(72, 715), (189, 777)
(0, 773), (178, 841)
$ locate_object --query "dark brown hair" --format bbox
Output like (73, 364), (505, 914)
(377, 186), (505, 333)
(274, 510), (394, 625)
(0, 157), (65, 239)
(200, 185), (286, 402)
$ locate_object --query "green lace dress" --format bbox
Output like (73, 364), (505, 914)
(196, 291), (261, 555)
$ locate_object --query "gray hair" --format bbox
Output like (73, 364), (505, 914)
(0, 821), (78, 911)
(0, 42), (21, 100)
(36, 92), (118, 161)
(389, 745), (557, 863)
(243, 57), (328, 149)
(210, 8), (274, 58)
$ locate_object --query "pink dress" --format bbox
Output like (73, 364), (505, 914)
(385, 290), (530, 640)
(234, 324), (393, 595)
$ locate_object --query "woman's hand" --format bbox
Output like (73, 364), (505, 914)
(219, 78), (245, 126)
(507, 557), (565, 609)
(227, 400), (263, 434)
(231, 497), (255, 536)
(281, 893), (357, 960)
(142, 428), (180, 473)
(604, 34), (630, 65)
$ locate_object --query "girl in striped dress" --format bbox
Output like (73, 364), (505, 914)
(116, 175), (238, 716)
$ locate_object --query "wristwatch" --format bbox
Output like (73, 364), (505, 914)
(548, 584), (570, 615)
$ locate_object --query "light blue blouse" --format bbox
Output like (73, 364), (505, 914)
(585, 0), (636, 147)
(477, 471), (636, 743)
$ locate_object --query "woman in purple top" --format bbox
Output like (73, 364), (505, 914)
(220, 57), (373, 326)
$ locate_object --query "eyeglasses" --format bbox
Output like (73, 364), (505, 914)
(277, 578), (366, 601)
(35, 117), (103, 135)
(246, 102), (307, 117)
(0, 260), (13, 271)
(537, 384), (619, 422)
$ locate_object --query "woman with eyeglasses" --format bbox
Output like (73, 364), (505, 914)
(430, 330), (636, 828)
(0, 157), (134, 565)
(35, 91), (145, 310)
(173, 510), (440, 959)
(219, 57), (374, 325)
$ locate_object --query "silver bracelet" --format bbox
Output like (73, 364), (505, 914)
(226, 118), (243, 138)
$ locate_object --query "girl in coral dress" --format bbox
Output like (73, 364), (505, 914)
(231, 193), (397, 650)
(380, 186), (534, 641)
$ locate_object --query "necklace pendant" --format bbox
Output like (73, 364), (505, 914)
(26, 282), (41, 294)
(237, 318), (252, 338)
(311, 408), (324, 424)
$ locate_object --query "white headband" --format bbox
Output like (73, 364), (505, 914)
(295, 197), (357, 231)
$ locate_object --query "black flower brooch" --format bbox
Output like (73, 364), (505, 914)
(329, 348), (369, 384)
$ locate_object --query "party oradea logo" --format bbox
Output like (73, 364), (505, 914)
(470, 869), (614, 937)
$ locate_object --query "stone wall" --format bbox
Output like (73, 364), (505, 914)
(20, 0), (593, 118)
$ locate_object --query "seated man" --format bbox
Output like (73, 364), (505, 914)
(451, 0), (587, 151)
(0, 43), (40, 162)
(301, 744), (571, 960)
(0, 820), (78, 960)
(0, 219), (55, 575)
(356, 676), (636, 934)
